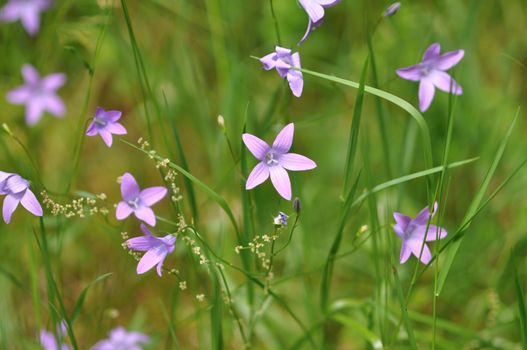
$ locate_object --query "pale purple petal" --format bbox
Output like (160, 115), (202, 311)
(393, 212), (411, 237)
(3, 194), (20, 224)
(422, 43), (441, 62)
(316, 0), (341, 6)
(136, 245), (168, 274)
(272, 123), (294, 154)
(126, 236), (159, 251)
(99, 130), (113, 147)
(139, 186), (167, 206)
(21, 10), (40, 36)
(94, 107), (105, 119)
(120, 173), (140, 200)
(42, 73), (66, 90)
(408, 240), (432, 264)
(400, 243), (411, 264)
(43, 95), (66, 117)
(0, 171), (12, 184)
(275, 46), (292, 58)
(0, 3), (20, 22)
(434, 50), (464, 70)
(242, 134), (270, 160)
(260, 53), (277, 70)
(299, 0), (325, 23)
(156, 257), (165, 276)
(418, 80), (435, 112)
(5, 175), (28, 193)
(85, 121), (98, 136)
(299, 18), (315, 45)
(20, 189), (43, 216)
(106, 122), (127, 135)
(287, 70), (303, 97)
(22, 64), (39, 84)
(134, 207), (156, 226)
(245, 162), (270, 190)
(269, 166), (292, 200)
(26, 100), (45, 125)
(396, 65), (422, 81)
(414, 224), (447, 242)
(6, 86), (30, 104)
(105, 110), (122, 122)
(279, 153), (316, 171)
(413, 202), (437, 225)
(115, 202), (133, 220)
(140, 223), (154, 237)
(429, 71), (462, 95)
(40, 330), (57, 350)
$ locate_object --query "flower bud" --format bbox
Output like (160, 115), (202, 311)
(293, 198), (301, 214)
(383, 2), (401, 17)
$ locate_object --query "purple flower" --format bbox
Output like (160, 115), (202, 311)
(396, 43), (464, 112)
(260, 46), (303, 97)
(6, 64), (66, 125)
(273, 211), (288, 226)
(115, 173), (167, 227)
(0, 171), (42, 224)
(91, 326), (150, 350)
(126, 224), (176, 277)
(40, 321), (69, 350)
(0, 0), (51, 36)
(383, 2), (401, 17)
(298, 0), (340, 44)
(243, 123), (316, 200)
(86, 107), (127, 147)
(393, 202), (447, 264)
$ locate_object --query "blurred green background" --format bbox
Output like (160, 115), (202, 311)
(0, 0), (526, 348)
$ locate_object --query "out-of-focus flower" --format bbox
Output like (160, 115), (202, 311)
(243, 123), (316, 200)
(273, 211), (288, 226)
(393, 202), (447, 264)
(260, 46), (303, 97)
(0, 0), (52, 36)
(383, 2), (401, 17)
(298, 0), (340, 44)
(126, 224), (176, 276)
(6, 64), (66, 125)
(116, 173), (167, 226)
(91, 326), (149, 350)
(396, 43), (464, 112)
(86, 107), (127, 147)
(0, 171), (42, 224)
(40, 321), (69, 350)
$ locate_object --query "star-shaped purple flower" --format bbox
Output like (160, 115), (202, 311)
(126, 224), (176, 277)
(39, 321), (69, 350)
(115, 173), (167, 227)
(243, 123), (316, 200)
(0, 171), (42, 224)
(298, 0), (340, 44)
(393, 202), (447, 264)
(260, 46), (303, 97)
(91, 326), (150, 350)
(6, 64), (66, 125)
(86, 107), (127, 147)
(396, 43), (464, 112)
(0, 0), (51, 36)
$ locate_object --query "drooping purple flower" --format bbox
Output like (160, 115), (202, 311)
(86, 107), (127, 147)
(260, 46), (303, 97)
(115, 173), (167, 227)
(39, 321), (70, 350)
(396, 43), (464, 112)
(0, 0), (52, 36)
(6, 64), (66, 125)
(91, 326), (150, 350)
(393, 202), (447, 264)
(126, 224), (176, 277)
(383, 2), (401, 17)
(243, 123), (316, 200)
(0, 171), (42, 224)
(273, 211), (288, 226)
(298, 0), (340, 44)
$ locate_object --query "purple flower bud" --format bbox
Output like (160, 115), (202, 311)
(293, 198), (301, 213)
(383, 2), (401, 17)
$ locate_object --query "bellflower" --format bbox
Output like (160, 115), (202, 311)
(40, 321), (69, 350)
(0, 171), (42, 224)
(0, 0), (51, 36)
(92, 326), (149, 350)
(86, 107), (127, 147)
(126, 224), (176, 277)
(393, 202), (447, 264)
(116, 173), (167, 227)
(298, 0), (340, 44)
(243, 123), (316, 200)
(396, 43), (464, 112)
(260, 46), (303, 97)
(383, 2), (401, 17)
(273, 211), (288, 226)
(6, 64), (66, 125)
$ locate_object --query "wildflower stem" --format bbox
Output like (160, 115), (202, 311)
(269, 0), (282, 46)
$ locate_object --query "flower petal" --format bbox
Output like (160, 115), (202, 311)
(115, 202), (133, 220)
(413, 224), (447, 242)
(6, 87), (30, 104)
(135, 207), (156, 226)
(413, 202), (437, 225)
(85, 121), (98, 136)
(269, 166), (292, 200)
(396, 65), (422, 81)
(43, 95), (66, 117)
(393, 212), (411, 237)
(22, 64), (39, 84)
(26, 100), (45, 125)
(434, 50), (464, 70)
(418, 80), (435, 112)
(126, 235), (159, 252)
(429, 71), (462, 95)
(5, 175), (28, 193)
(121, 173), (140, 200)
(242, 134), (270, 160)
(316, 0), (341, 6)
(246, 162), (270, 190)
(272, 123), (294, 154)
(3, 194), (20, 224)
(422, 43), (441, 62)
(20, 189), (43, 217)
(107, 122), (127, 135)
(298, 18), (315, 45)
(105, 110), (123, 122)
(139, 186), (167, 206)
(287, 70), (304, 97)
(400, 242), (411, 264)
(260, 52), (277, 70)
(21, 10), (40, 36)
(99, 130), (113, 147)
(279, 153), (316, 171)
(42, 73), (66, 90)
(136, 245), (168, 275)
(408, 240), (432, 264)
(299, 0), (325, 23)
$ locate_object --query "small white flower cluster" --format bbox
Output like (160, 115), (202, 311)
(235, 234), (278, 270)
(41, 191), (109, 218)
(182, 236), (209, 265)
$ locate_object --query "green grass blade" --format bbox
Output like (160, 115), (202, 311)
(512, 248), (527, 348)
(70, 273), (112, 323)
(333, 314), (383, 349)
(392, 266), (418, 349)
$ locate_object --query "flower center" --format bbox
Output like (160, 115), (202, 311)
(419, 65), (431, 77)
(95, 118), (107, 127)
(265, 152), (280, 166)
(127, 197), (140, 209)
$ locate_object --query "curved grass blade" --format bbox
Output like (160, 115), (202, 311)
(70, 273), (112, 323)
